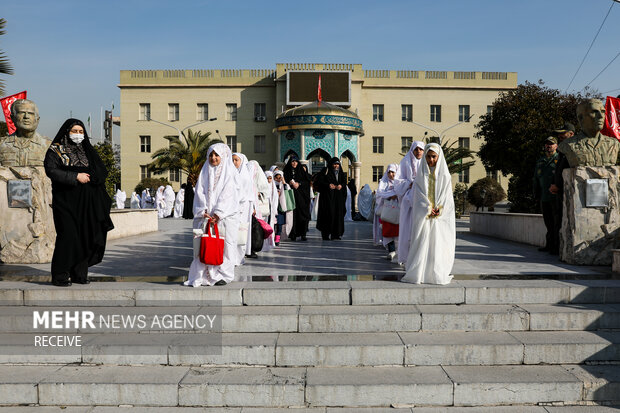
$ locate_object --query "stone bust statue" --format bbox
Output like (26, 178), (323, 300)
(0, 99), (50, 167)
(558, 98), (619, 167)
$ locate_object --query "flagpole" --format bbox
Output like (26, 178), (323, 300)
(100, 106), (103, 142)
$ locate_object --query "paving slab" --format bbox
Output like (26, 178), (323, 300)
(461, 280), (570, 304)
(276, 332), (404, 366)
(444, 365), (582, 406)
(298, 305), (421, 332)
(351, 280), (464, 305)
(243, 281), (350, 306)
(93, 408), (241, 413)
(418, 304), (529, 331)
(520, 304), (620, 330)
(545, 407), (620, 412)
(306, 366), (453, 407)
(410, 408), (547, 413)
(563, 364), (620, 402)
(0, 408), (94, 413)
(23, 283), (136, 306)
(222, 306), (298, 332)
(38, 365), (188, 406)
(243, 409), (326, 413)
(0, 333), (82, 364)
(135, 282), (242, 306)
(0, 365), (62, 405)
(179, 366), (306, 407)
(400, 331), (523, 365)
(509, 331), (620, 364)
(326, 409), (411, 413)
(553, 280), (620, 304)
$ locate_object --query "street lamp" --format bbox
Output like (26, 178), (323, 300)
(410, 114), (474, 145)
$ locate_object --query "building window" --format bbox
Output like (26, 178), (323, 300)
(254, 103), (266, 121)
(254, 135), (266, 153)
(372, 104), (384, 121)
(487, 105), (493, 115)
(401, 136), (413, 152)
(140, 165), (151, 180)
(168, 103), (179, 121)
(197, 103), (208, 121)
(458, 137), (470, 149)
(459, 167), (470, 184)
(372, 166), (384, 182)
(226, 104), (237, 121)
(372, 136), (384, 153)
(169, 168), (181, 182)
(139, 103), (150, 121)
(459, 105), (470, 122)
(430, 105), (441, 122)
(402, 104), (412, 122)
(486, 169), (499, 181)
(140, 135), (151, 153)
(226, 135), (237, 152)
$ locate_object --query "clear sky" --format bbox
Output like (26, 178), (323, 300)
(2, 0), (619, 140)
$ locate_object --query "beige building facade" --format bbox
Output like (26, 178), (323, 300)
(118, 63), (517, 193)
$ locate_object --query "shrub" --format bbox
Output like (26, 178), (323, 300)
(134, 177), (170, 194)
(467, 177), (506, 209)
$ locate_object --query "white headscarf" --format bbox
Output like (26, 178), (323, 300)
(193, 143), (239, 220)
(397, 140), (425, 183)
(233, 152), (253, 204)
(115, 189), (127, 209)
(377, 163), (399, 200)
(164, 185), (175, 215)
(130, 192), (141, 209)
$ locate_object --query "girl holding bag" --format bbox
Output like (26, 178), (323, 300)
(184, 143), (239, 287)
(375, 163), (400, 261)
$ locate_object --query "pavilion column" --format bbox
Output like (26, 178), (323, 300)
(353, 161), (362, 193)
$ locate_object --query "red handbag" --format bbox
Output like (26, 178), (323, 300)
(380, 219), (399, 238)
(255, 218), (274, 239)
(199, 219), (225, 266)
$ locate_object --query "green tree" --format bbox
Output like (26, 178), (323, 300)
(475, 80), (600, 213)
(148, 129), (222, 186)
(0, 18), (13, 96)
(94, 141), (121, 198)
(134, 177), (170, 195)
(467, 177), (506, 209)
(425, 137), (476, 175)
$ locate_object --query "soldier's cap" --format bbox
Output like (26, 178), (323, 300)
(552, 122), (575, 134)
(544, 136), (558, 144)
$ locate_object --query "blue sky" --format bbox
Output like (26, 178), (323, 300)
(2, 0), (619, 139)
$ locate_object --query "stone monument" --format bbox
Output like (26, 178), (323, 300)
(0, 99), (55, 263)
(559, 99), (620, 265)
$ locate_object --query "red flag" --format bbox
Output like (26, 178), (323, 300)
(0, 91), (27, 135)
(317, 75), (322, 103)
(601, 96), (620, 141)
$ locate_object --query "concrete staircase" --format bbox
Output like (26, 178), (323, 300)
(1, 279), (620, 411)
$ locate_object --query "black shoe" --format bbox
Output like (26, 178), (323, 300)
(301, 236), (307, 241)
(214, 280), (227, 286)
(75, 279), (90, 285)
(246, 253), (258, 259)
(52, 279), (72, 287)
(275, 242), (280, 246)
(538, 246), (550, 252)
(332, 236), (341, 240)
(290, 237), (296, 242)
(322, 236), (331, 241)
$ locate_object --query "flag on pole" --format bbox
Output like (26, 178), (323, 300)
(601, 96), (620, 141)
(317, 75), (322, 104)
(88, 113), (92, 137)
(0, 91), (27, 134)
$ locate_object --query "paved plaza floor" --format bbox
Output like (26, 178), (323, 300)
(0, 217), (611, 281)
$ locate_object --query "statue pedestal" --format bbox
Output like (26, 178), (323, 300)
(560, 166), (620, 265)
(0, 166), (56, 263)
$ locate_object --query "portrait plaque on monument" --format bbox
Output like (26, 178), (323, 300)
(585, 179), (608, 208)
(7, 179), (32, 208)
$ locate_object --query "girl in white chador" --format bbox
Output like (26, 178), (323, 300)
(173, 184), (185, 218)
(140, 188), (153, 209)
(155, 186), (166, 218)
(163, 185), (175, 217)
(264, 171), (279, 248)
(185, 143), (239, 287)
(375, 163), (400, 260)
(247, 160), (273, 253)
(114, 189), (126, 209)
(395, 141), (425, 264)
(402, 143), (455, 285)
(232, 153), (253, 264)
(130, 192), (141, 209)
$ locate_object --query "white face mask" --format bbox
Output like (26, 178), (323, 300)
(69, 133), (84, 144)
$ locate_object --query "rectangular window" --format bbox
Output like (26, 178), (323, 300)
(226, 104), (237, 121)
(168, 103), (179, 121)
(254, 135), (266, 153)
(372, 166), (384, 182)
(226, 135), (237, 152)
(139, 135), (151, 153)
(169, 168), (181, 182)
(458, 137), (470, 149)
(197, 103), (208, 121)
(486, 169), (499, 181)
(459, 166), (470, 184)
(487, 105), (493, 115)
(459, 105), (470, 122)
(372, 104), (384, 121)
(401, 104), (412, 122)
(372, 136), (384, 153)
(139, 103), (151, 121)
(401, 136), (413, 152)
(430, 105), (441, 122)
(140, 165), (151, 180)
(254, 103), (266, 121)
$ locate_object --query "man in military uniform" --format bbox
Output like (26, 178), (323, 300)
(533, 136), (559, 253)
(0, 99), (49, 167)
(548, 122), (575, 253)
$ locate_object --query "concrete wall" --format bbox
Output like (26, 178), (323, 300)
(470, 212), (545, 247)
(108, 209), (158, 241)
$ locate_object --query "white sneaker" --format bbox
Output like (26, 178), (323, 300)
(387, 251), (396, 261)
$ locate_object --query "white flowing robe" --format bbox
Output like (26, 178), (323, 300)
(248, 160), (273, 252)
(233, 153), (253, 264)
(173, 188), (185, 218)
(264, 171), (279, 250)
(395, 141), (425, 264)
(114, 190), (127, 209)
(374, 164), (399, 247)
(344, 187), (353, 221)
(155, 186), (166, 218)
(163, 185), (175, 217)
(357, 184), (373, 220)
(185, 143), (239, 287)
(130, 192), (141, 209)
(140, 189), (152, 209)
(402, 143), (455, 285)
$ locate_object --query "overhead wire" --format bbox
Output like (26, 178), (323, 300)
(583, 51), (620, 90)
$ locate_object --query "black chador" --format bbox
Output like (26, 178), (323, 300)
(283, 156), (311, 241)
(316, 157), (348, 240)
(44, 119), (114, 285)
(182, 177), (195, 219)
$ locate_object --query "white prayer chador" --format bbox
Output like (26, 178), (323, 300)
(163, 185), (175, 217)
(130, 192), (141, 209)
(249, 160), (273, 251)
(155, 186), (166, 218)
(357, 184), (373, 220)
(173, 188), (185, 218)
(140, 189), (152, 209)
(185, 143), (239, 287)
(114, 189), (127, 209)
(344, 186), (353, 221)
(274, 171), (294, 236)
(402, 143), (455, 285)
(374, 163), (399, 247)
(233, 153), (254, 264)
(264, 171), (279, 249)
(395, 140), (425, 264)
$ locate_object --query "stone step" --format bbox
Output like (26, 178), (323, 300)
(2, 364), (618, 408)
(2, 280), (620, 306)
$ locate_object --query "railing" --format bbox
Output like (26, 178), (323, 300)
(163, 70), (185, 78)
(364, 70), (390, 78)
(482, 72), (508, 80)
(396, 70), (419, 79)
(454, 71), (476, 80)
(130, 70), (157, 78)
(425, 71), (448, 79)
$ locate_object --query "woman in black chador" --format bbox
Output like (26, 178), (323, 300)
(315, 157), (348, 240)
(182, 176), (195, 219)
(283, 155), (311, 241)
(44, 119), (114, 286)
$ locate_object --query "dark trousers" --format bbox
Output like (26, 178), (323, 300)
(52, 258), (88, 283)
(541, 201), (560, 252)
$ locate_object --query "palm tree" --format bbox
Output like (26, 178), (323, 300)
(0, 18), (13, 96)
(434, 138), (477, 175)
(148, 129), (222, 186)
